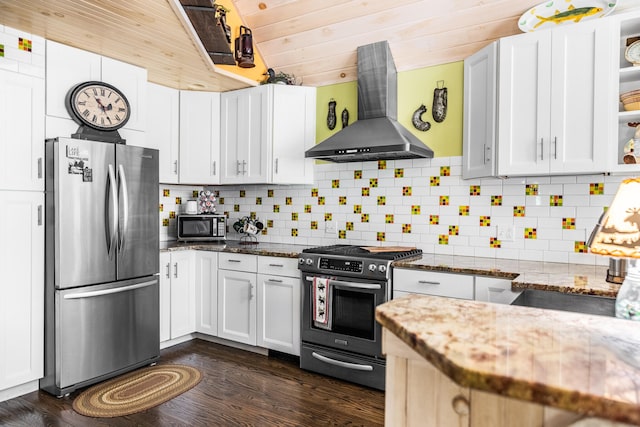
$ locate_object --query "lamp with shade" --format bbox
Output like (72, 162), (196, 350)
(588, 177), (640, 320)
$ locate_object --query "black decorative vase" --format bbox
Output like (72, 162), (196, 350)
(327, 99), (336, 130)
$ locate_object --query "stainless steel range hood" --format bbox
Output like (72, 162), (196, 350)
(305, 41), (434, 163)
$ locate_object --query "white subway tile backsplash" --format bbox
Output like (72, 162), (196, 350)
(156, 156), (638, 263)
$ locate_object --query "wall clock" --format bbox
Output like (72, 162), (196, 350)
(65, 81), (130, 143)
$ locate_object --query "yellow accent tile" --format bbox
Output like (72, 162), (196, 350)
(459, 206), (470, 216)
(440, 166), (450, 176)
(402, 224), (411, 233)
(385, 214), (394, 224)
(402, 186), (412, 196)
(394, 168), (404, 178)
(377, 231), (386, 241)
(449, 225), (459, 236)
(411, 205), (420, 215)
(439, 196), (449, 206)
(439, 235), (449, 245)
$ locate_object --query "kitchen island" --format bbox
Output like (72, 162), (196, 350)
(376, 294), (640, 426)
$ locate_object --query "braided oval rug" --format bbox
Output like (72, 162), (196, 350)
(72, 364), (202, 418)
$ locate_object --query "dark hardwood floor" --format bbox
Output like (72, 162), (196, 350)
(0, 339), (384, 426)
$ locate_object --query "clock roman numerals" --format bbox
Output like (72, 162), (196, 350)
(68, 82), (130, 131)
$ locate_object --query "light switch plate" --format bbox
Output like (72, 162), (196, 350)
(325, 220), (337, 236)
(497, 225), (515, 242)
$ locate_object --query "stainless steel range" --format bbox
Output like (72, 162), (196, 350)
(298, 244), (422, 390)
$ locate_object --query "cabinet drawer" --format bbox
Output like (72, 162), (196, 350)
(257, 256), (300, 278)
(218, 252), (257, 273)
(393, 269), (474, 300)
(475, 277), (521, 305)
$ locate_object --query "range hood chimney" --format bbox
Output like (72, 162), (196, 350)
(305, 41), (434, 163)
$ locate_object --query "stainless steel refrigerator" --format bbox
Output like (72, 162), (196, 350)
(40, 137), (160, 396)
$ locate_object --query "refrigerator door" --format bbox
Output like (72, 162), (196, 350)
(52, 138), (117, 289)
(115, 145), (159, 280)
(55, 276), (160, 391)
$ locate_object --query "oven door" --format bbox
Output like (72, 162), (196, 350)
(301, 274), (386, 358)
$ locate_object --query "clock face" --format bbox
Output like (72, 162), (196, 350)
(66, 81), (130, 131)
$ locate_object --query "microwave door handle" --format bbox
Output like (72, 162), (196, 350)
(106, 164), (118, 259)
(305, 277), (381, 291)
(117, 164), (129, 252)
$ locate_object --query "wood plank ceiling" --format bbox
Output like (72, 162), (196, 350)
(0, 0), (637, 91)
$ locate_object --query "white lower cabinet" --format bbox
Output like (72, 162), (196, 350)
(393, 269), (474, 300)
(474, 276), (521, 305)
(256, 256), (300, 356)
(0, 191), (44, 393)
(159, 250), (195, 342)
(217, 253), (258, 345)
(393, 268), (520, 305)
(195, 251), (218, 335)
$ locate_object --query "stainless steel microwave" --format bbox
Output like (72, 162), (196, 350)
(177, 214), (226, 242)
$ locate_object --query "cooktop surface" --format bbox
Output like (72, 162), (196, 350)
(302, 244), (422, 261)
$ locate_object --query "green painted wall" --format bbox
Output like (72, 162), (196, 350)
(314, 61), (464, 158)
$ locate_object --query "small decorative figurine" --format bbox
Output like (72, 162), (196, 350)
(327, 99), (337, 130)
(411, 104), (431, 131)
(341, 108), (349, 128)
(432, 80), (447, 123)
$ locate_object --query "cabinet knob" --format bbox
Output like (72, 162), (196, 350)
(173, 160), (178, 174)
(451, 394), (469, 416)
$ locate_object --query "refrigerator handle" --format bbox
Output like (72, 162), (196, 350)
(107, 164), (118, 259)
(117, 164), (129, 253)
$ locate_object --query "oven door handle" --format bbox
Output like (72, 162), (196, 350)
(311, 352), (374, 371)
(305, 277), (381, 290)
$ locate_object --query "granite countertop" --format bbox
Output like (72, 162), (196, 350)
(376, 294), (640, 425)
(161, 242), (620, 297)
(393, 254), (620, 298)
(160, 240), (311, 259)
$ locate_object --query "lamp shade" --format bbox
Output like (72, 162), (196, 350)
(588, 177), (640, 258)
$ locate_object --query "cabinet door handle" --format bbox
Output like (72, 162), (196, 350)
(38, 157), (43, 179)
(174, 262), (178, 278)
(275, 158), (278, 174)
(418, 280), (440, 285)
(173, 160), (178, 174)
(236, 160), (242, 176)
(553, 136), (558, 160)
(268, 263), (283, 267)
(250, 284), (254, 299)
(488, 287), (505, 294)
(212, 161), (216, 176)
(267, 278), (283, 283)
(242, 160), (247, 175)
(484, 144), (491, 163)
(165, 262), (171, 279)
(228, 259), (241, 263)
(37, 205), (43, 226)
(540, 138), (544, 161)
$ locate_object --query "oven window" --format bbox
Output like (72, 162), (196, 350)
(182, 219), (211, 236)
(331, 288), (375, 340)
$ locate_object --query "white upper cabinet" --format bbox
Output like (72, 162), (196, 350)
(497, 18), (612, 176)
(45, 41), (148, 138)
(45, 41), (101, 120)
(220, 86), (268, 184)
(101, 57), (147, 132)
(270, 85), (315, 185)
(0, 70), (45, 191)
(220, 84), (315, 185)
(179, 91), (221, 185)
(463, 42), (497, 179)
(610, 11), (640, 174)
(147, 83), (180, 183)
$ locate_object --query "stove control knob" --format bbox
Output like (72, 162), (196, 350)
(378, 265), (387, 273)
(305, 258), (313, 265)
(298, 258), (305, 265)
(368, 264), (377, 272)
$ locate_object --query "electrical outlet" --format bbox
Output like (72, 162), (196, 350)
(497, 225), (515, 242)
(325, 220), (337, 236)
